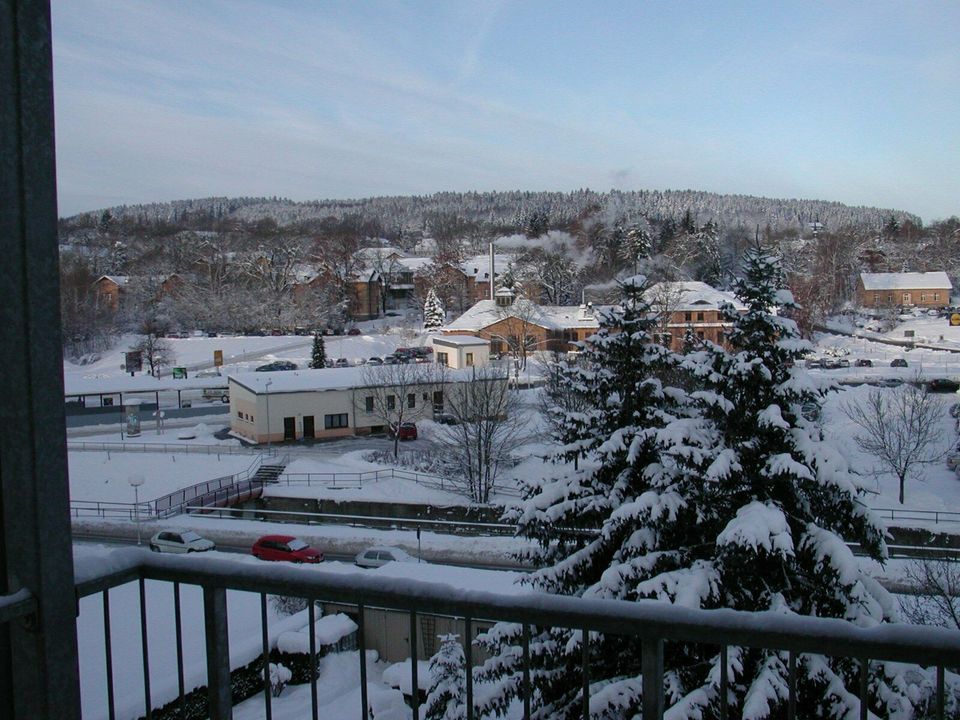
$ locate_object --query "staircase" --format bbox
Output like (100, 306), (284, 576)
(251, 462), (287, 485)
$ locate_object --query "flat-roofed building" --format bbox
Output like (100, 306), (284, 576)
(430, 335), (490, 368)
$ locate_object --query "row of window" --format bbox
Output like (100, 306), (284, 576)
(872, 291), (941, 304)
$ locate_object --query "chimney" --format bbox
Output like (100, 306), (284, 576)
(489, 242), (495, 301)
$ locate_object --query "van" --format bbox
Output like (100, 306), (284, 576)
(203, 388), (229, 403)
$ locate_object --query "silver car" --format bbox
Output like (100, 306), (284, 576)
(354, 546), (415, 568)
(149, 530), (215, 554)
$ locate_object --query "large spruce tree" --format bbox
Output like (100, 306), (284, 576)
(478, 245), (949, 718)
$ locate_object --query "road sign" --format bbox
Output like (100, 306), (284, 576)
(950, 314), (960, 327)
(172, 367), (187, 379)
(214, 350), (224, 367)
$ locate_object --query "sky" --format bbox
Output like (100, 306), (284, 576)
(51, 1), (960, 222)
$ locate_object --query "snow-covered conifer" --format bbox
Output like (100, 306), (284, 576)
(425, 634), (466, 720)
(478, 244), (954, 719)
(423, 289), (445, 330)
(309, 332), (326, 369)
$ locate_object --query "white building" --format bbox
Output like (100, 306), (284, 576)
(228, 366), (485, 443)
(430, 335), (490, 369)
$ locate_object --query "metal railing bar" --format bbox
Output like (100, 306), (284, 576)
(260, 593), (272, 720)
(102, 589), (116, 720)
(464, 616), (474, 720)
(74, 554), (960, 668)
(309, 600), (319, 720)
(0, 588), (35, 624)
(642, 638), (664, 720)
(522, 624), (531, 720)
(138, 578), (152, 720)
(358, 601), (369, 720)
(203, 586), (231, 720)
(173, 582), (185, 720)
(581, 628), (589, 720)
(788, 651), (796, 720)
(410, 609), (420, 720)
(937, 665), (945, 720)
(719, 645), (728, 720)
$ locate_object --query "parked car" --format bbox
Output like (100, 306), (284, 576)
(149, 530), (215, 554)
(354, 546), (415, 569)
(414, 355), (430, 364)
(202, 388), (229, 402)
(388, 422), (418, 441)
(927, 378), (960, 393)
(890, 358), (909, 368)
(255, 360), (298, 372)
(251, 535), (323, 563)
(854, 358), (873, 367)
(366, 357), (383, 366)
(347, 328), (362, 336)
(805, 358), (824, 369)
(334, 358), (351, 368)
(195, 369), (222, 378)
(411, 346), (433, 357)
(383, 356), (399, 365)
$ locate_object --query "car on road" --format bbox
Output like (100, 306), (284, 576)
(388, 422), (418, 441)
(927, 378), (960, 393)
(256, 360), (298, 372)
(890, 358), (908, 368)
(202, 388), (229, 402)
(334, 358), (351, 368)
(854, 359), (873, 367)
(435, 413), (457, 425)
(354, 546), (415, 568)
(804, 358), (824, 369)
(366, 357), (383, 366)
(149, 530), (215, 554)
(251, 535), (323, 563)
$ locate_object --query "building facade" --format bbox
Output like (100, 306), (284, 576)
(856, 272), (953, 309)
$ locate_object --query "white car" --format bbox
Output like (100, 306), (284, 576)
(149, 530), (216, 554)
(354, 546), (415, 568)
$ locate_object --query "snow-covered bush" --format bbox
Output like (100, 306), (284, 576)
(269, 662), (292, 697)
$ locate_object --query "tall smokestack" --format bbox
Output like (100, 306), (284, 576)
(489, 242), (495, 301)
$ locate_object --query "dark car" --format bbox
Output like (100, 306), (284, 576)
(854, 358), (873, 367)
(890, 358), (908, 368)
(255, 360), (298, 372)
(388, 422), (418, 440)
(435, 413), (457, 425)
(927, 378), (960, 393)
(411, 346), (433, 357)
(334, 358), (351, 368)
(347, 328), (362, 336)
(251, 535), (323, 563)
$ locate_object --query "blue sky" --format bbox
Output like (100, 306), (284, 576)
(51, 1), (959, 222)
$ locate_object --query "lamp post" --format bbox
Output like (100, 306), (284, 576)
(264, 378), (273, 449)
(128, 474), (145, 546)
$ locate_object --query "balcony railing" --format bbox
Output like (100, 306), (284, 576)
(67, 550), (960, 720)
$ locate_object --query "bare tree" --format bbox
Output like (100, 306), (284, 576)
(433, 367), (527, 503)
(130, 331), (174, 377)
(898, 558), (960, 630)
(841, 380), (946, 504)
(359, 362), (441, 458)
(492, 298), (546, 371)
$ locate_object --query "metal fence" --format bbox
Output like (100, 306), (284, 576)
(67, 441), (269, 457)
(277, 467), (523, 497)
(73, 552), (960, 720)
(874, 507), (960, 526)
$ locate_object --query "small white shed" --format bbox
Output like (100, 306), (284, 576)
(431, 335), (490, 369)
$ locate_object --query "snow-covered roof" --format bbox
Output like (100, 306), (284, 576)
(356, 246), (407, 261)
(644, 281), (746, 312)
(93, 275), (130, 286)
(460, 254), (513, 280)
(393, 256), (433, 272)
(229, 366), (478, 394)
(859, 272), (952, 291)
(432, 335), (489, 347)
(443, 299), (601, 332)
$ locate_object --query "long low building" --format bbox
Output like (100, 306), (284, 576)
(228, 365), (492, 443)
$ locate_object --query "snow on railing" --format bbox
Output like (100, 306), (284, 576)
(68, 441), (269, 457)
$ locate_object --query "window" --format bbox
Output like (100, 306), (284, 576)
(684, 311), (692, 322)
(697, 331), (705, 339)
(873, 292), (880, 305)
(364, 396), (374, 413)
(696, 312), (704, 322)
(387, 395), (396, 410)
(921, 294), (927, 302)
(407, 393), (416, 409)
(436, 351), (449, 366)
(935, 293), (941, 302)
(465, 352), (474, 366)
(324, 413), (349, 429)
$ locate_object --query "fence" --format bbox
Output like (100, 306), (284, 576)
(874, 507), (960, 526)
(276, 467), (523, 498)
(72, 552), (960, 720)
(68, 441), (270, 457)
(70, 453), (279, 520)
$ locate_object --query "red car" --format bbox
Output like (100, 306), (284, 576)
(388, 422), (418, 441)
(251, 535), (323, 563)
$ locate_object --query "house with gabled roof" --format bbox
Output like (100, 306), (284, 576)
(856, 271), (952, 310)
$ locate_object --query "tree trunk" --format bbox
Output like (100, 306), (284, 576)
(899, 474), (905, 504)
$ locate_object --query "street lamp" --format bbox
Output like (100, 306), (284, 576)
(128, 474), (145, 546)
(264, 378), (273, 449)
